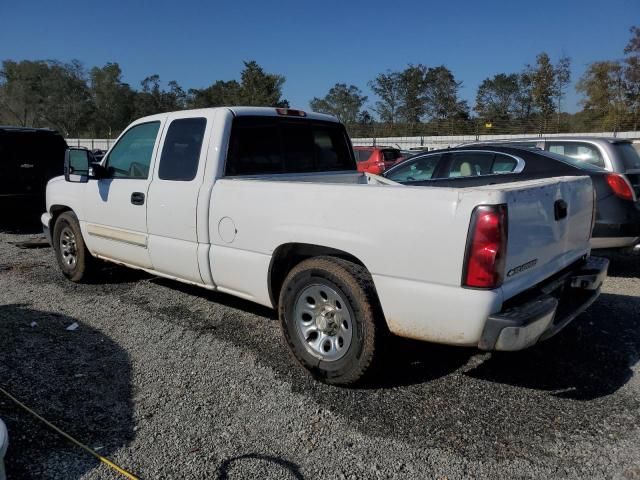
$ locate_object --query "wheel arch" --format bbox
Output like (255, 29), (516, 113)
(268, 242), (370, 308)
(49, 205), (74, 229)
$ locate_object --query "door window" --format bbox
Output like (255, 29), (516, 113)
(158, 118), (207, 181)
(546, 142), (605, 168)
(443, 152), (518, 178)
(385, 155), (441, 182)
(105, 122), (161, 179)
(446, 152), (495, 177)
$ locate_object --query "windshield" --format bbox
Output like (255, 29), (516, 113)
(614, 142), (640, 171)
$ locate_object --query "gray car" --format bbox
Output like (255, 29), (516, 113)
(460, 136), (640, 250)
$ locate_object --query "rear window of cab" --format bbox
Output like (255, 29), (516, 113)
(225, 116), (356, 175)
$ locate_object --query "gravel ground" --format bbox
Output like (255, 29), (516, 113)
(1, 219), (640, 479)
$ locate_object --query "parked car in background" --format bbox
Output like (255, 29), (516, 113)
(384, 145), (640, 252)
(91, 148), (107, 162)
(461, 136), (640, 198)
(353, 146), (404, 174)
(43, 107), (606, 384)
(0, 126), (67, 213)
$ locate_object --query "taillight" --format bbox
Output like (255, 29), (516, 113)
(606, 173), (636, 201)
(463, 205), (508, 289)
(276, 108), (306, 117)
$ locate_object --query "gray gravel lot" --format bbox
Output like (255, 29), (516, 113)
(1, 219), (640, 479)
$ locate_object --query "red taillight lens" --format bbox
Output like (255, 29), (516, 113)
(463, 205), (508, 289)
(606, 174), (636, 201)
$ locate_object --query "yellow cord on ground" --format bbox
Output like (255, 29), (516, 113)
(0, 386), (140, 480)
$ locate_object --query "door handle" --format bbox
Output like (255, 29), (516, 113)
(554, 199), (568, 221)
(131, 192), (145, 205)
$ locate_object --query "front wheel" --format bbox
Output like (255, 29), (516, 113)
(279, 256), (385, 385)
(52, 211), (96, 282)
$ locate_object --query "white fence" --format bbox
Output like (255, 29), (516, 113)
(67, 131), (640, 153)
(66, 138), (114, 150)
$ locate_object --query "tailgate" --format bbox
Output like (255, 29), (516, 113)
(495, 176), (594, 301)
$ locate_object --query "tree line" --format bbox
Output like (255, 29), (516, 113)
(312, 26), (640, 136)
(1, 26), (638, 138)
(0, 60), (288, 138)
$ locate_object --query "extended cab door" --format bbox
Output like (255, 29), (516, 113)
(82, 120), (163, 268)
(146, 113), (211, 283)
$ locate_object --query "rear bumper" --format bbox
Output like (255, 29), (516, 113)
(591, 236), (639, 249)
(479, 256), (609, 351)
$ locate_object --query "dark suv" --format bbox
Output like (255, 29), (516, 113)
(0, 126), (67, 212)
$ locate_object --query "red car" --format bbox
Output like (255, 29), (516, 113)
(353, 146), (404, 175)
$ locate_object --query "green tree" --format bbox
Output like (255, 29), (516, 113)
(89, 62), (134, 137)
(423, 65), (469, 121)
(531, 53), (556, 131)
(0, 59), (92, 135)
(397, 64), (428, 124)
(368, 71), (401, 124)
(624, 26), (640, 130)
(187, 61), (288, 108)
(554, 55), (572, 130)
(576, 61), (626, 131)
(0, 60), (50, 126)
(309, 83), (367, 124)
(238, 60), (288, 107)
(39, 60), (93, 137)
(474, 73), (521, 123)
(187, 80), (241, 108)
(134, 74), (186, 117)
(515, 67), (535, 121)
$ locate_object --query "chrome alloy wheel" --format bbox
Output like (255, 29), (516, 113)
(59, 227), (78, 268)
(294, 284), (353, 362)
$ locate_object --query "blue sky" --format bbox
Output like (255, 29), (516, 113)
(1, 0), (638, 114)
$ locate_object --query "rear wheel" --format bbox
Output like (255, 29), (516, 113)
(52, 212), (96, 282)
(279, 256), (385, 385)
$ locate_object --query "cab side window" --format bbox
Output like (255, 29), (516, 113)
(158, 118), (207, 181)
(105, 122), (161, 179)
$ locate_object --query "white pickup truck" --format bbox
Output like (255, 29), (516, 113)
(42, 107), (608, 384)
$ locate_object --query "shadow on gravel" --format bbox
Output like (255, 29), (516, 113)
(150, 277), (278, 321)
(0, 304), (134, 479)
(148, 278), (470, 386)
(465, 292), (640, 400)
(75, 263), (640, 461)
(217, 453), (304, 479)
(601, 252), (640, 278)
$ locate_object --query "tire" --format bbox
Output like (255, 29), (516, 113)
(52, 211), (96, 282)
(279, 256), (385, 385)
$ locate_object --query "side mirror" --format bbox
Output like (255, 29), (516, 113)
(64, 148), (91, 183)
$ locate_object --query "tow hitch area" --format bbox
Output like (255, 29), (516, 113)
(479, 256), (609, 351)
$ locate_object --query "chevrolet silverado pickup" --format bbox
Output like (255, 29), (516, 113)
(42, 107), (608, 385)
